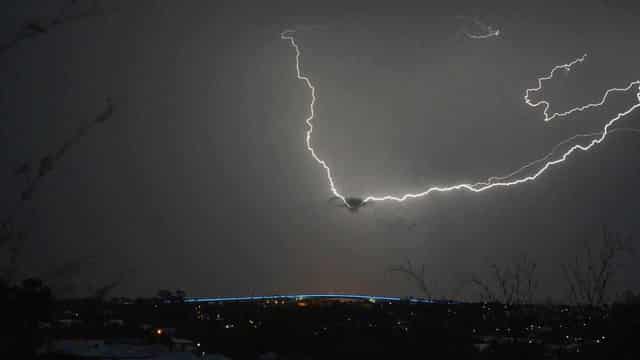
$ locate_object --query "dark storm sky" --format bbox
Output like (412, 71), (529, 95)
(2, 0), (640, 300)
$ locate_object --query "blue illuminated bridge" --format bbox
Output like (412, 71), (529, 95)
(185, 294), (456, 304)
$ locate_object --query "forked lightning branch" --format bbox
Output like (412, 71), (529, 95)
(280, 29), (640, 208)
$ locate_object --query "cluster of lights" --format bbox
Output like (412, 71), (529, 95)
(281, 29), (640, 207)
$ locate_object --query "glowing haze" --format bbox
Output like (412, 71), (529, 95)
(281, 29), (640, 207)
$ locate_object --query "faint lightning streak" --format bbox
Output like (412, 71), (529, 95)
(281, 30), (640, 205)
(458, 17), (501, 39)
(479, 127), (640, 186)
(281, 30), (347, 205)
(466, 28), (500, 39)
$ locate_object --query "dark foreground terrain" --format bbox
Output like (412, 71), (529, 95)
(2, 286), (640, 359)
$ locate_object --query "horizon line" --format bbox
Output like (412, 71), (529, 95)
(184, 293), (457, 304)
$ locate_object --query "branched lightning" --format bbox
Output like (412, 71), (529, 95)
(522, 54), (638, 122)
(281, 29), (640, 206)
(481, 127), (640, 186)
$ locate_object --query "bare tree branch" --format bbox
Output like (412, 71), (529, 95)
(471, 254), (538, 304)
(471, 275), (496, 302)
(388, 258), (432, 298)
(3, 98), (114, 226)
(1, 0), (109, 55)
(1, 99), (115, 283)
(562, 225), (633, 306)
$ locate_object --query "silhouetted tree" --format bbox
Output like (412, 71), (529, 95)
(1, 99), (114, 284)
(617, 290), (640, 304)
(388, 258), (432, 298)
(93, 278), (124, 301)
(175, 289), (186, 301)
(0, 4), (122, 355)
(0, 0), (109, 55)
(154, 289), (186, 303)
(0, 277), (53, 358)
(562, 225), (634, 306)
(471, 253), (538, 304)
(157, 289), (173, 300)
(1, 0), (116, 293)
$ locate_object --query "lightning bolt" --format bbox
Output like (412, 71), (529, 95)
(466, 28), (500, 39)
(522, 54), (638, 122)
(281, 29), (640, 206)
(281, 30), (347, 204)
(465, 23), (500, 39)
(456, 16), (501, 39)
(481, 127), (640, 186)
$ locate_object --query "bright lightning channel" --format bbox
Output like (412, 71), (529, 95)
(522, 54), (637, 122)
(281, 29), (640, 206)
(480, 128), (640, 186)
(281, 30), (346, 205)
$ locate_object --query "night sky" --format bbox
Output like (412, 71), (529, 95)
(2, 0), (640, 300)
